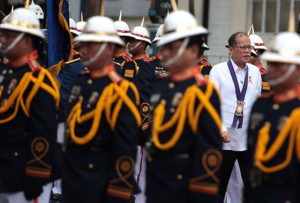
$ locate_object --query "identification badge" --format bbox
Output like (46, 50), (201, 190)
(234, 100), (244, 117)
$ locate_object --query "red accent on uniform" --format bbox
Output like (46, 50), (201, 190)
(10, 50), (39, 70)
(132, 32), (150, 39)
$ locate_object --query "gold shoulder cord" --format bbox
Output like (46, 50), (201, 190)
(120, 61), (126, 70)
(0, 69), (60, 124)
(152, 81), (222, 150)
(255, 108), (300, 173)
(133, 60), (139, 75)
(67, 80), (141, 145)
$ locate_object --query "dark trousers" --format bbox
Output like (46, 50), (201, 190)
(218, 150), (247, 201)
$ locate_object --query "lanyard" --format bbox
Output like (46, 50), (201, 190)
(227, 60), (249, 128)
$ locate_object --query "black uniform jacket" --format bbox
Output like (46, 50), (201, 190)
(146, 67), (223, 203)
(0, 52), (59, 193)
(244, 87), (300, 203)
(62, 65), (141, 203)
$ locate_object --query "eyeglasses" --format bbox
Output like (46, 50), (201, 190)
(233, 45), (254, 51)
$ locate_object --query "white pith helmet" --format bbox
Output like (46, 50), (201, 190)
(261, 32), (300, 64)
(249, 34), (267, 50)
(76, 21), (87, 35)
(114, 21), (132, 38)
(131, 26), (152, 44)
(69, 18), (80, 36)
(0, 8), (45, 39)
(152, 24), (164, 43)
(74, 16), (124, 46)
(28, 0), (44, 20)
(114, 10), (132, 38)
(157, 10), (208, 46)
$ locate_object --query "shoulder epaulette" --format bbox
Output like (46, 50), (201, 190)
(113, 61), (121, 67)
(65, 58), (81, 65)
(260, 67), (268, 75)
(123, 54), (132, 62)
(259, 92), (272, 99)
(28, 59), (42, 72)
(144, 56), (156, 62)
(200, 60), (211, 67)
(195, 73), (207, 86)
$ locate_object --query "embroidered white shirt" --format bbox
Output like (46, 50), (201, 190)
(210, 58), (261, 151)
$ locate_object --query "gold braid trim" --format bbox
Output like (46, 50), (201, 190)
(0, 69), (60, 123)
(255, 108), (300, 173)
(132, 60), (139, 75)
(67, 81), (141, 145)
(152, 81), (222, 150)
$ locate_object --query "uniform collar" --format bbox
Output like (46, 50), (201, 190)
(170, 66), (200, 82)
(157, 52), (162, 60)
(113, 50), (128, 58)
(132, 53), (147, 60)
(10, 50), (39, 69)
(198, 55), (205, 63)
(273, 84), (300, 103)
(89, 63), (115, 79)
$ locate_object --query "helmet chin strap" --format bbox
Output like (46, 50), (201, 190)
(128, 41), (141, 52)
(82, 42), (107, 67)
(269, 64), (296, 86)
(162, 37), (190, 68)
(0, 33), (25, 54)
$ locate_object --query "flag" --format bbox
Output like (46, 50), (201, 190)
(47, 0), (72, 75)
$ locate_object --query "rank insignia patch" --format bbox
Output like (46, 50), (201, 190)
(124, 69), (134, 78)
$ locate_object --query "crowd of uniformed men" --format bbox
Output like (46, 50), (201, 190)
(0, 1), (299, 203)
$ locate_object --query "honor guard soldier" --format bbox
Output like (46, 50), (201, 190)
(0, 8), (59, 203)
(151, 24), (167, 78)
(244, 31), (300, 203)
(249, 33), (270, 93)
(61, 16), (141, 203)
(198, 38), (212, 79)
(146, 10), (223, 203)
(113, 11), (133, 68)
(113, 12), (134, 76)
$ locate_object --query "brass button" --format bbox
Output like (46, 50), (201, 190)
(87, 104), (91, 108)
(87, 79), (93, 85)
(88, 163), (94, 169)
(170, 108), (175, 113)
(177, 174), (183, 180)
(14, 152), (19, 157)
(168, 83), (175, 89)
(272, 104), (279, 110)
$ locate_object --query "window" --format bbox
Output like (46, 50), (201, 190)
(252, 0), (300, 33)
